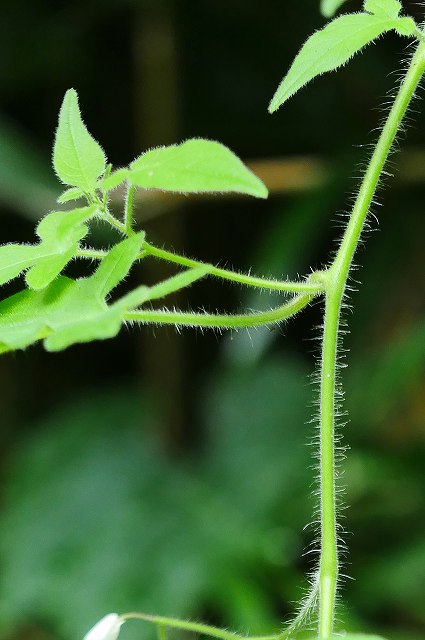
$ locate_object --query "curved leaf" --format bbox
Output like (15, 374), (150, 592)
(129, 139), (268, 199)
(0, 206), (95, 290)
(269, 6), (416, 112)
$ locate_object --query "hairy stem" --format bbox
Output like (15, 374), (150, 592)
(318, 292), (339, 640)
(121, 612), (284, 640)
(125, 292), (312, 328)
(318, 39), (425, 638)
(124, 184), (136, 234)
(143, 241), (321, 293)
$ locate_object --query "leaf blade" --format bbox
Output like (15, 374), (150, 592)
(269, 10), (414, 112)
(129, 139), (268, 199)
(53, 89), (106, 192)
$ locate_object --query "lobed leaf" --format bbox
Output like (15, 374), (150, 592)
(320, 0), (349, 18)
(0, 234), (144, 353)
(269, 5), (416, 112)
(128, 139), (268, 199)
(0, 206), (96, 290)
(0, 244), (40, 286)
(53, 89), (106, 192)
(0, 235), (211, 353)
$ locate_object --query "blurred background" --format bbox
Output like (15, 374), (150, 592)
(0, 1), (424, 639)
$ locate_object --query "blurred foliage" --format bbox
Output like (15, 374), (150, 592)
(0, 357), (311, 640)
(0, 1), (424, 640)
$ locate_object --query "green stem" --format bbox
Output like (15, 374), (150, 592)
(125, 293), (312, 328)
(143, 241), (321, 293)
(124, 183), (136, 234)
(121, 612), (285, 640)
(76, 248), (107, 260)
(317, 40), (425, 639)
(318, 292), (339, 640)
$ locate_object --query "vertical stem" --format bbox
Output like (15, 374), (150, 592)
(124, 183), (136, 234)
(318, 291), (340, 640)
(318, 39), (425, 639)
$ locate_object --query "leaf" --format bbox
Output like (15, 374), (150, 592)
(57, 186), (86, 203)
(269, 7), (416, 112)
(53, 88), (106, 192)
(320, 0), (349, 18)
(0, 234), (145, 353)
(365, 0), (401, 18)
(0, 244), (40, 286)
(101, 168), (129, 192)
(26, 206), (96, 289)
(89, 232), (145, 299)
(128, 139), (268, 199)
(0, 206), (95, 289)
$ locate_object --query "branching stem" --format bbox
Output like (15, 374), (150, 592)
(317, 39), (425, 639)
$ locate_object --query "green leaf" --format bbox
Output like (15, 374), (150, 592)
(365, 0), (401, 18)
(269, 7), (416, 112)
(89, 232), (145, 299)
(57, 186), (86, 204)
(128, 139), (268, 199)
(0, 244), (40, 286)
(101, 168), (129, 192)
(26, 206), (96, 289)
(320, 0), (348, 18)
(117, 264), (212, 310)
(0, 206), (95, 289)
(53, 88), (106, 192)
(0, 234), (145, 353)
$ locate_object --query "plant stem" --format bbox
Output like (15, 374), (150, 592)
(125, 292), (312, 328)
(121, 612), (284, 640)
(317, 40), (425, 639)
(76, 248), (107, 260)
(124, 183), (136, 234)
(318, 292), (339, 640)
(143, 241), (321, 293)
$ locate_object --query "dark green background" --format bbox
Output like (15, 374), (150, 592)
(0, 1), (424, 639)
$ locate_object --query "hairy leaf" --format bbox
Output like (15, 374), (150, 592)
(320, 0), (348, 18)
(128, 139), (268, 198)
(117, 264), (212, 310)
(53, 89), (106, 192)
(0, 234), (144, 353)
(101, 168), (129, 191)
(0, 244), (40, 286)
(57, 186), (86, 204)
(0, 236), (217, 353)
(0, 206), (95, 289)
(269, 7), (416, 112)
(365, 0), (401, 18)
(88, 232), (144, 299)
